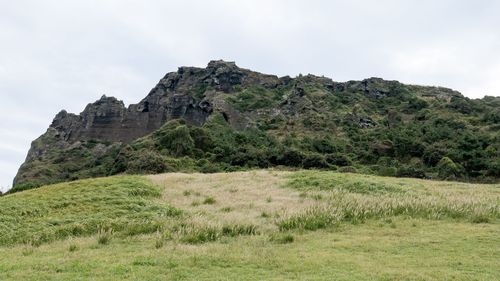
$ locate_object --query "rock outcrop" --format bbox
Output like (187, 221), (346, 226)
(13, 60), (497, 190)
(43, 60), (282, 144)
(13, 60), (282, 186)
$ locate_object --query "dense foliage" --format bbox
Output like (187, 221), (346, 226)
(10, 76), (500, 193)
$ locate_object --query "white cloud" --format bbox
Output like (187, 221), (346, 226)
(0, 0), (499, 189)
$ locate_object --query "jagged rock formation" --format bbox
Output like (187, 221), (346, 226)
(50, 61), (277, 143)
(12, 60), (500, 191)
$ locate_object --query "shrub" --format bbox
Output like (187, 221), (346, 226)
(190, 127), (214, 151)
(158, 124), (195, 156)
(487, 159), (500, 177)
(325, 153), (352, 167)
(338, 166), (357, 173)
(197, 159), (221, 173)
(278, 148), (305, 167)
(127, 150), (167, 174)
(437, 157), (463, 179)
(396, 165), (426, 178)
(423, 144), (448, 166)
(378, 166), (397, 177)
(302, 153), (329, 169)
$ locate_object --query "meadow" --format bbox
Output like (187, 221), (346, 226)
(0, 170), (498, 280)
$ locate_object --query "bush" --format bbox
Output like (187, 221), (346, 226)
(487, 159), (500, 177)
(302, 153), (329, 169)
(127, 150), (167, 174)
(423, 144), (448, 166)
(396, 165), (426, 178)
(190, 127), (214, 151)
(338, 166), (357, 173)
(278, 148), (305, 167)
(437, 157), (463, 179)
(158, 124), (195, 156)
(325, 153), (352, 166)
(9, 182), (43, 194)
(377, 166), (397, 177)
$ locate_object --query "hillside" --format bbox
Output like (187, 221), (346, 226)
(11, 60), (500, 193)
(0, 170), (498, 280)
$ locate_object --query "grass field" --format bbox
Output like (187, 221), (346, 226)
(0, 170), (498, 280)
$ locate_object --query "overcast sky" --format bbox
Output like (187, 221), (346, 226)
(1, 0), (499, 191)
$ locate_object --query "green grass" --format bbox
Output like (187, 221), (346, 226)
(0, 170), (499, 280)
(280, 171), (499, 230)
(0, 175), (180, 246)
(0, 219), (498, 280)
(287, 171), (407, 194)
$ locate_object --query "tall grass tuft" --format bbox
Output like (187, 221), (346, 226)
(269, 233), (294, 244)
(97, 228), (113, 245)
(277, 188), (499, 231)
(174, 221), (259, 244)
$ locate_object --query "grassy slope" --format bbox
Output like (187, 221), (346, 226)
(0, 170), (499, 280)
(0, 176), (180, 246)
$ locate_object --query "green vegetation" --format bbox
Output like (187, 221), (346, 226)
(0, 176), (180, 246)
(226, 85), (286, 111)
(281, 171), (499, 226)
(12, 76), (500, 193)
(1, 170), (498, 280)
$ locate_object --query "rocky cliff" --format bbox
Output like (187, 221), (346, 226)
(49, 60), (282, 143)
(12, 60), (500, 191)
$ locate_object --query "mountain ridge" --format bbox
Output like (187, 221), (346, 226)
(12, 60), (500, 191)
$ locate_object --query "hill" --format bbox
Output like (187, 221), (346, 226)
(12, 60), (500, 193)
(0, 170), (498, 280)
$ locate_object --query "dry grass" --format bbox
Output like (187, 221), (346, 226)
(149, 170), (317, 232)
(150, 170), (499, 234)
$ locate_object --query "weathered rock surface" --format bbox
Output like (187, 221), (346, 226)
(13, 61), (282, 186)
(15, 60), (484, 188)
(45, 60), (282, 144)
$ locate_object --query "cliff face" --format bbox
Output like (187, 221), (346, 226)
(49, 60), (280, 144)
(13, 60), (281, 186)
(12, 60), (500, 190)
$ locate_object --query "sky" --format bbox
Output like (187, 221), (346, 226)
(1, 0), (499, 191)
